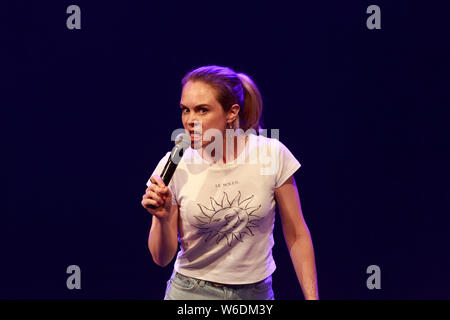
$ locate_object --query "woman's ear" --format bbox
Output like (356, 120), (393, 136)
(226, 104), (241, 122)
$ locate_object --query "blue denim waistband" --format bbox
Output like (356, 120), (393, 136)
(175, 272), (267, 288)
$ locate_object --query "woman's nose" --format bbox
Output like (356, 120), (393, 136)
(187, 119), (202, 129)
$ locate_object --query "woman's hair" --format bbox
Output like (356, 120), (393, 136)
(181, 65), (263, 131)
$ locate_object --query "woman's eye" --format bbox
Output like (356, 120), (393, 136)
(181, 107), (207, 114)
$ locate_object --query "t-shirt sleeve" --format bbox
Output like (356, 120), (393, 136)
(274, 139), (302, 188)
(145, 151), (178, 205)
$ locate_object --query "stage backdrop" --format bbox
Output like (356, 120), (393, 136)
(3, 0), (449, 299)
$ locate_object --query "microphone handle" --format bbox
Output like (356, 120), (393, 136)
(148, 146), (184, 209)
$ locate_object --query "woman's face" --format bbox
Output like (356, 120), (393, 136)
(180, 80), (229, 148)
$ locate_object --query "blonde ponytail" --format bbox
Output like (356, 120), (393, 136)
(237, 73), (263, 131)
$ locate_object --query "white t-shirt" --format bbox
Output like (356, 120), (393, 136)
(146, 133), (301, 284)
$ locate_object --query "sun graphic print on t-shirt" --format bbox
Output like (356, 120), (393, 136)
(193, 191), (262, 246)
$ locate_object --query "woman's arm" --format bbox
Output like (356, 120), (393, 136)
(275, 175), (319, 300)
(143, 175), (179, 267)
(148, 204), (179, 267)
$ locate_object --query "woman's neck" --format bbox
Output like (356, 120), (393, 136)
(199, 133), (248, 164)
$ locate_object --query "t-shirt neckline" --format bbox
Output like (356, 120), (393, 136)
(190, 133), (254, 168)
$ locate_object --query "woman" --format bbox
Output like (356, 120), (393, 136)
(141, 65), (319, 300)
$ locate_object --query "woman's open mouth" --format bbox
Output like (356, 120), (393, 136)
(189, 131), (202, 141)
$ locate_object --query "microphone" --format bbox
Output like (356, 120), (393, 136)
(149, 133), (191, 209)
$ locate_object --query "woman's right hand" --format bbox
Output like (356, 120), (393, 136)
(141, 175), (172, 220)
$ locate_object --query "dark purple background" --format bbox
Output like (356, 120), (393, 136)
(3, 1), (449, 299)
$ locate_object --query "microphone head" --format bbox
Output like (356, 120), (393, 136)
(170, 133), (190, 165)
(175, 133), (191, 149)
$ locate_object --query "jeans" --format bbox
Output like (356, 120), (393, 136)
(163, 270), (275, 300)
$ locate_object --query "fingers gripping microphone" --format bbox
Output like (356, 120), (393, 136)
(149, 133), (190, 209)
